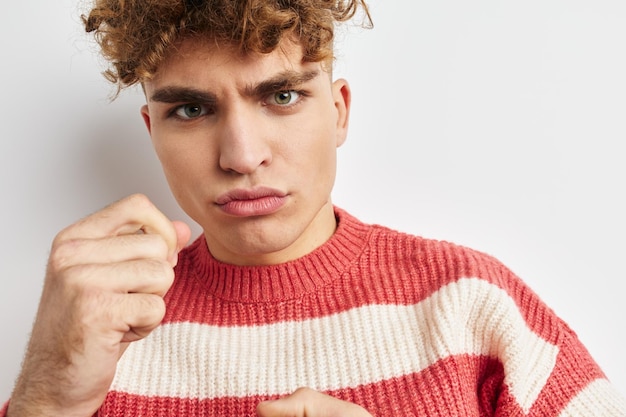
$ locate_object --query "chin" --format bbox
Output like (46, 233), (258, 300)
(234, 233), (298, 256)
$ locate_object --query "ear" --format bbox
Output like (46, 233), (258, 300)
(332, 79), (351, 148)
(140, 104), (152, 135)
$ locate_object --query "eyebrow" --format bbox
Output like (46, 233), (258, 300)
(149, 69), (320, 104)
(150, 87), (217, 104)
(244, 69), (320, 97)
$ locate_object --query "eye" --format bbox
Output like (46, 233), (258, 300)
(271, 90), (301, 106)
(173, 103), (210, 119)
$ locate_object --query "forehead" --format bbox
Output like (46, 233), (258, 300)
(148, 36), (315, 86)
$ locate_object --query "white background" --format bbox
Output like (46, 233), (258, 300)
(1, 0), (625, 403)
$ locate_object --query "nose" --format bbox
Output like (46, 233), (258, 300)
(218, 107), (272, 174)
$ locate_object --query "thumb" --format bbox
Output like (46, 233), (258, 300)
(170, 220), (192, 266)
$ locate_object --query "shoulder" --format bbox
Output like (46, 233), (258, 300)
(345, 210), (548, 313)
(362, 215), (510, 282)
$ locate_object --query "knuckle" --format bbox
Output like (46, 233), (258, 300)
(125, 193), (153, 209)
(51, 224), (78, 249)
(48, 238), (82, 271)
(59, 264), (96, 292)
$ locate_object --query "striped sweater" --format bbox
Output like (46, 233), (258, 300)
(5, 208), (623, 416)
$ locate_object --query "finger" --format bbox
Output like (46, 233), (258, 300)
(117, 293), (167, 343)
(62, 194), (168, 238)
(74, 293), (167, 344)
(50, 233), (170, 269)
(171, 220), (192, 266)
(65, 258), (175, 296)
(57, 194), (179, 262)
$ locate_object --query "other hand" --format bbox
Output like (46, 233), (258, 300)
(257, 387), (373, 417)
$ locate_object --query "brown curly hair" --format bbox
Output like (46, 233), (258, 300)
(83, 0), (372, 91)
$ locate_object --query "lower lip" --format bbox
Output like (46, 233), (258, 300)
(218, 196), (287, 217)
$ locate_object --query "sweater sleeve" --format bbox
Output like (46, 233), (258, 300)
(460, 249), (626, 416)
(521, 320), (626, 416)
(417, 273), (626, 416)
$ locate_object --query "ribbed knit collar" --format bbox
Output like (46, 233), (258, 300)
(183, 207), (371, 303)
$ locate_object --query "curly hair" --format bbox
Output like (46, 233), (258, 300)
(83, 0), (372, 91)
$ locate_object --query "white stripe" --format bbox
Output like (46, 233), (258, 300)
(112, 278), (558, 411)
(558, 379), (626, 417)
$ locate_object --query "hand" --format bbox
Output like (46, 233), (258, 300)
(256, 387), (373, 417)
(7, 194), (191, 417)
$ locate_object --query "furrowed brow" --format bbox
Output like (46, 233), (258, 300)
(150, 87), (217, 104)
(246, 70), (320, 97)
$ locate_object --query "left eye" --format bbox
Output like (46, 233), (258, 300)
(272, 90), (300, 105)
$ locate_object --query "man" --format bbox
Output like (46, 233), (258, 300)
(2, 0), (625, 416)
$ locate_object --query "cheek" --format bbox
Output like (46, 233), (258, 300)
(152, 134), (207, 190)
(294, 126), (338, 185)
(154, 127), (214, 167)
(154, 142), (184, 181)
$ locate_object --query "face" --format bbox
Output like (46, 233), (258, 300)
(141, 37), (351, 265)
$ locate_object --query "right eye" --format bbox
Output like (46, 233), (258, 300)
(173, 103), (211, 119)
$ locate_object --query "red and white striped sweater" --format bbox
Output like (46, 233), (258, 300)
(3, 208), (625, 416)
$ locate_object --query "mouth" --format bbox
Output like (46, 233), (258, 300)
(215, 186), (288, 217)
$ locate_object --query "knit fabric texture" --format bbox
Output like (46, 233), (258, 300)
(3, 208), (625, 416)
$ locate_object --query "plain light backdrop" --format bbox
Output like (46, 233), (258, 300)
(1, 0), (625, 402)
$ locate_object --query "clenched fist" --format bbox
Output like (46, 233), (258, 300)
(7, 194), (190, 417)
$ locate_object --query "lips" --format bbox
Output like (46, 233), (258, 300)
(215, 187), (288, 217)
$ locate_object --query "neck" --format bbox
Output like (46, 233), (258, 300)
(181, 207), (371, 302)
